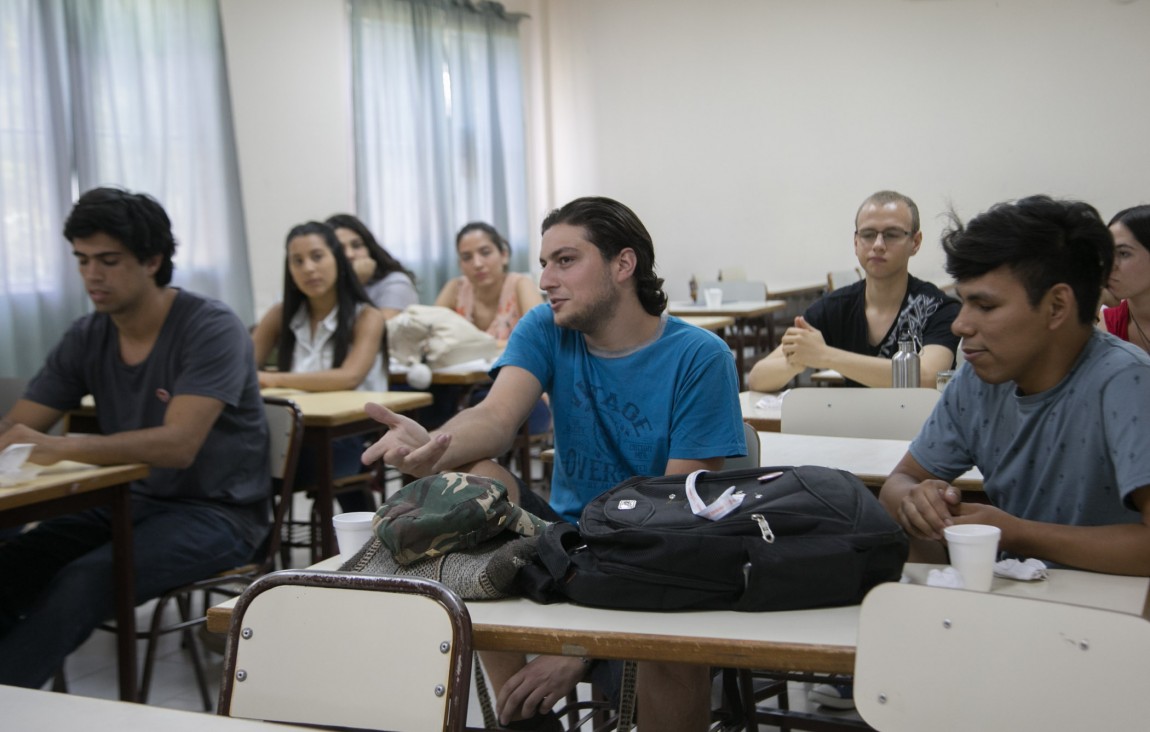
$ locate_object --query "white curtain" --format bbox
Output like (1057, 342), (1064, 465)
(349, 0), (529, 302)
(0, 0), (252, 378)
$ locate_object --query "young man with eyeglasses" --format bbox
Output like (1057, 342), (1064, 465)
(749, 190), (960, 390)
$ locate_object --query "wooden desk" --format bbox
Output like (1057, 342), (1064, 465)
(667, 300), (788, 389)
(277, 390), (433, 559)
(767, 281), (827, 300)
(810, 369), (846, 387)
(0, 461), (149, 702)
(740, 390), (781, 432)
(388, 358), (496, 387)
(757, 431), (983, 490)
(0, 684), (300, 731)
(208, 560), (1150, 674)
(679, 315), (735, 332)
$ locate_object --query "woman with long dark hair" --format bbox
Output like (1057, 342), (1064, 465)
(252, 221), (386, 390)
(252, 221), (387, 513)
(325, 213), (418, 317)
(1104, 205), (1150, 354)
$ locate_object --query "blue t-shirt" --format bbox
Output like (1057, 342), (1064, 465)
(494, 305), (746, 524)
(910, 330), (1150, 527)
(25, 289), (270, 544)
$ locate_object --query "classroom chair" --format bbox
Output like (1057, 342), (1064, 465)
(56, 396), (305, 708)
(854, 581), (1150, 731)
(280, 327), (394, 565)
(780, 387), (939, 441)
(219, 570), (473, 732)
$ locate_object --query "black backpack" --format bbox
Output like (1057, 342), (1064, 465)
(520, 465), (908, 612)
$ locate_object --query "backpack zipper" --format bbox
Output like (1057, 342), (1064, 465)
(751, 514), (775, 543)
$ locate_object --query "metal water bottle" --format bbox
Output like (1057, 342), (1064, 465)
(891, 328), (920, 388)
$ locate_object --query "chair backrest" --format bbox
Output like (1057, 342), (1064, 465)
(724, 421), (761, 470)
(701, 280), (767, 302)
(826, 267), (861, 290)
(260, 397), (304, 573)
(219, 570), (473, 732)
(780, 387), (939, 440)
(854, 582), (1150, 731)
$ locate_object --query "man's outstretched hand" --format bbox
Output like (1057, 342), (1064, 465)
(361, 402), (452, 477)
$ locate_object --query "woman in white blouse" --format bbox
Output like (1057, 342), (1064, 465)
(251, 221), (386, 511)
(252, 221), (386, 392)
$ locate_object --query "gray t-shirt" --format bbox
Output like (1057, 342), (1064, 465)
(365, 270), (418, 311)
(910, 330), (1150, 527)
(25, 289), (270, 544)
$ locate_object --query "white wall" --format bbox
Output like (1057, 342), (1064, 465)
(529, 0), (1150, 300)
(220, 0), (355, 320)
(223, 0), (1150, 311)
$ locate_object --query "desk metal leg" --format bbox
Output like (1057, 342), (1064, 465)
(313, 429), (338, 561)
(733, 318), (748, 390)
(110, 485), (138, 702)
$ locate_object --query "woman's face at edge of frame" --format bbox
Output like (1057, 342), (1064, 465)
(1109, 221), (1150, 302)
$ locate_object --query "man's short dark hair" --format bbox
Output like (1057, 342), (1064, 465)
(857, 190), (920, 234)
(541, 196), (667, 316)
(63, 187), (177, 286)
(941, 195), (1112, 325)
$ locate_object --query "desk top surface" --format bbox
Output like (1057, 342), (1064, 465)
(467, 562), (1148, 639)
(679, 315), (736, 332)
(389, 358), (495, 386)
(757, 431), (983, 489)
(1, 685), (298, 731)
(740, 390), (781, 431)
(667, 300), (787, 317)
(258, 389), (431, 426)
(768, 281), (827, 299)
(208, 560), (1149, 673)
(0, 462), (148, 510)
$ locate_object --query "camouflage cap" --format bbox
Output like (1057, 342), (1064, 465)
(373, 472), (550, 565)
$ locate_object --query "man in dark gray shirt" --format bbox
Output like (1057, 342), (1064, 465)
(0, 187), (269, 689)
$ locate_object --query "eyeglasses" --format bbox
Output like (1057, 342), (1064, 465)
(855, 228), (913, 245)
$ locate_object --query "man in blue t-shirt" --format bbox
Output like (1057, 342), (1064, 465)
(0, 188), (269, 689)
(749, 190), (959, 390)
(881, 195), (1150, 576)
(364, 196), (745, 731)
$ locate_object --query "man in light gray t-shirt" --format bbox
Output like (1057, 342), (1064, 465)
(881, 195), (1150, 576)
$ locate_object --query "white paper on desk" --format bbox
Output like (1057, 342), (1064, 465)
(994, 558), (1048, 581)
(0, 443), (42, 486)
(754, 390), (788, 411)
(0, 443), (34, 473)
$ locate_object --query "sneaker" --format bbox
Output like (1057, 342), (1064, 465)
(808, 682), (855, 710)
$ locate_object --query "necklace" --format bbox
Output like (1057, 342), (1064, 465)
(1130, 309), (1150, 350)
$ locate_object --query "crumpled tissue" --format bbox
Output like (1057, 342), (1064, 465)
(925, 566), (965, 588)
(993, 557), (1048, 581)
